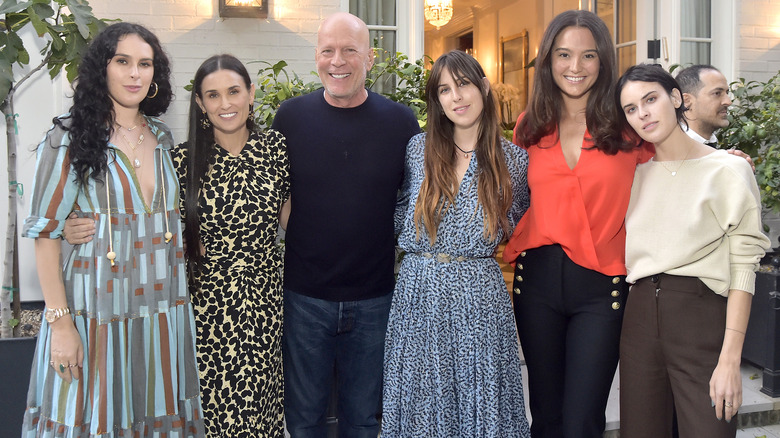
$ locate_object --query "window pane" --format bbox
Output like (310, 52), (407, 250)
(595, 0), (614, 37)
(681, 0), (711, 38)
(616, 0), (636, 45)
(617, 45), (636, 75)
(351, 0), (396, 26)
(351, 0), (397, 94)
(680, 41), (711, 65)
(369, 30), (397, 95)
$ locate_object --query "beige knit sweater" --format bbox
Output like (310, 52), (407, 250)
(625, 149), (771, 296)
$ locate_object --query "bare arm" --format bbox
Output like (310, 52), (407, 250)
(36, 238), (83, 383)
(709, 288), (751, 421)
(279, 196), (291, 231)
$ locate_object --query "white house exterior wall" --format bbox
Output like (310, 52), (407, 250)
(738, 0), (780, 82)
(3, 0), (343, 301)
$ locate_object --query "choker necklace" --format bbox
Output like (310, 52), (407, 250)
(116, 121), (147, 168)
(454, 143), (475, 158)
(658, 144), (693, 177)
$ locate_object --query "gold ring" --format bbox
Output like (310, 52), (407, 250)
(59, 363), (65, 373)
(68, 364), (76, 368)
(725, 401), (733, 407)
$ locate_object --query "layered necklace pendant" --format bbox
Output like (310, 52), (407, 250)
(116, 120), (146, 168)
(127, 132), (145, 168)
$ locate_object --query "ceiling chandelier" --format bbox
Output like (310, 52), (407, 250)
(424, 0), (453, 29)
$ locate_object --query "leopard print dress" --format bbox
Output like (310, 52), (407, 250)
(171, 130), (289, 437)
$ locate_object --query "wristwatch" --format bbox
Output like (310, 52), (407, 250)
(44, 307), (71, 324)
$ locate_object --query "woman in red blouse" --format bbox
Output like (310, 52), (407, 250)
(502, 10), (652, 437)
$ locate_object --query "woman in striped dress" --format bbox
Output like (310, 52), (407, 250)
(21, 22), (204, 437)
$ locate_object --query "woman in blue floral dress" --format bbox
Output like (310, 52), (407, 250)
(382, 50), (531, 437)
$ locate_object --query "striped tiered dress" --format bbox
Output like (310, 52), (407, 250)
(21, 116), (205, 437)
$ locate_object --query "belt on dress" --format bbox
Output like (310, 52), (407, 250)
(413, 252), (490, 263)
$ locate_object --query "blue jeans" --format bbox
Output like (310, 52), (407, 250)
(283, 289), (391, 438)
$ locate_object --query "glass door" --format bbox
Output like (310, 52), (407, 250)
(594, 0), (637, 74)
(597, 0), (734, 76)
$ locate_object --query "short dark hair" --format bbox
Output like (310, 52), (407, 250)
(616, 63), (687, 127)
(675, 64), (721, 95)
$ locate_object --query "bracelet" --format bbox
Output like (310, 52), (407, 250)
(725, 327), (746, 335)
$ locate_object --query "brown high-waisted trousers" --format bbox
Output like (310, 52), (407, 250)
(619, 274), (737, 438)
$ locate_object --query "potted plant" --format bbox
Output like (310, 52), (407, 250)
(0, 0), (109, 433)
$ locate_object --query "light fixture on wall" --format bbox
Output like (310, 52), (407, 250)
(219, 0), (267, 18)
(424, 0), (453, 29)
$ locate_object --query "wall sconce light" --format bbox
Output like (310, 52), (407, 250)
(424, 0), (453, 29)
(219, 0), (267, 18)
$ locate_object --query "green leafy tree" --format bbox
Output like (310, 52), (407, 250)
(0, 0), (110, 337)
(717, 72), (780, 213)
(367, 51), (432, 129)
(251, 60), (322, 131)
(251, 51), (432, 131)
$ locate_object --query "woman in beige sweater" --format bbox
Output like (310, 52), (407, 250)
(615, 64), (770, 438)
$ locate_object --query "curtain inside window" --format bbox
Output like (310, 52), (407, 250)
(680, 0), (711, 65)
(351, 0), (397, 94)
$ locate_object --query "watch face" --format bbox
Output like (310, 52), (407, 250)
(45, 310), (55, 323)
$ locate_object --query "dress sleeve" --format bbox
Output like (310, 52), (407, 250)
(267, 129), (290, 202)
(394, 133), (423, 236)
(503, 137), (530, 228)
(22, 125), (80, 239)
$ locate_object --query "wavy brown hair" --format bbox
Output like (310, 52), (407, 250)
(516, 10), (633, 154)
(414, 50), (511, 244)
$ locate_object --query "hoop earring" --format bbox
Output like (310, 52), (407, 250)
(201, 111), (211, 129)
(147, 82), (159, 99)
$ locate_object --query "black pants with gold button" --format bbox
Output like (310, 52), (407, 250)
(512, 244), (628, 438)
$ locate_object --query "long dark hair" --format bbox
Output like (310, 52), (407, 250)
(56, 22), (172, 185)
(516, 10), (631, 154)
(183, 54), (255, 266)
(415, 50), (511, 244)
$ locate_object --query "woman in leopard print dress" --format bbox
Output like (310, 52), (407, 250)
(171, 54), (290, 437)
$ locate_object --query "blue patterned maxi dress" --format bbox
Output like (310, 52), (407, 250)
(382, 133), (531, 437)
(21, 117), (204, 437)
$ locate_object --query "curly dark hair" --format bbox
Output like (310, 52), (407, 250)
(55, 22), (173, 185)
(183, 54), (255, 266)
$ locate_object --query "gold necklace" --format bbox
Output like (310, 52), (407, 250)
(658, 144), (693, 177)
(116, 122), (146, 168)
